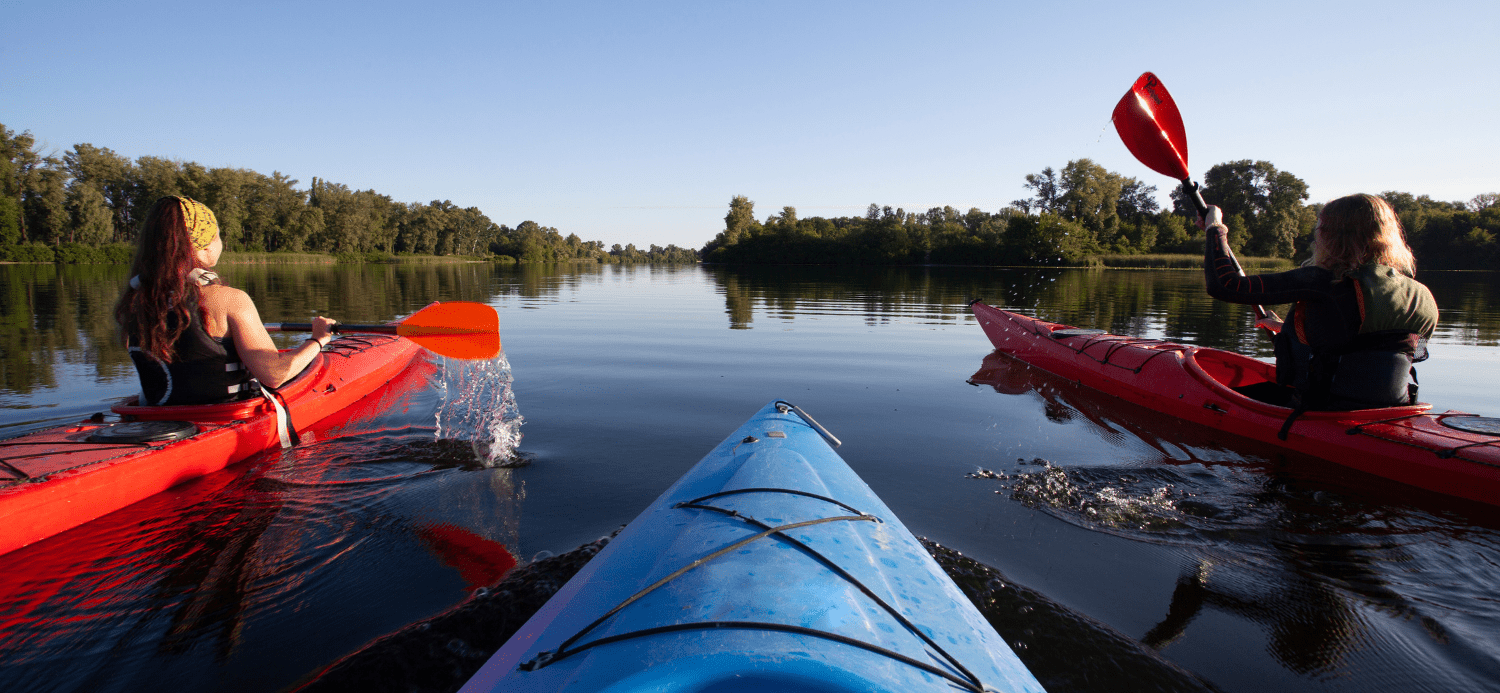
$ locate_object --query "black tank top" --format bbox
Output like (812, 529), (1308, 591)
(129, 306), (258, 406)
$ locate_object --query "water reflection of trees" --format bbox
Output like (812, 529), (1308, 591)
(0, 263), (605, 397)
(706, 265), (1279, 355)
(0, 264), (132, 395)
(1425, 272), (1500, 346)
(7, 264), (1497, 397)
(706, 266), (1500, 355)
(706, 265), (982, 330)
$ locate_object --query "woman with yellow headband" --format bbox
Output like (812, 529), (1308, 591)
(114, 196), (338, 405)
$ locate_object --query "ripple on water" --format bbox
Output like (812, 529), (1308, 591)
(968, 456), (1500, 688)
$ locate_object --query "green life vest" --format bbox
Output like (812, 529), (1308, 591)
(1350, 263), (1437, 338)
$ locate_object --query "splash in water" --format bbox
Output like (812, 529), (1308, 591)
(434, 353), (525, 465)
(982, 458), (1186, 533)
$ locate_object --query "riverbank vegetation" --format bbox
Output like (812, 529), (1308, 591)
(701, 159), (1498, 269)
(0, 124), (698, 265)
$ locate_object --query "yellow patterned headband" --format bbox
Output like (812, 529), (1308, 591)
(177, 197), (219, 250)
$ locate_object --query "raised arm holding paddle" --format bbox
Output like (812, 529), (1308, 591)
(1111, 72), (1437, 416)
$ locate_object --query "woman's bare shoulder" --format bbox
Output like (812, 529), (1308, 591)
(200, 285), (256, 313)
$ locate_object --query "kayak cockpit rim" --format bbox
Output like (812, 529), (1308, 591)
(1182, 341), (1431, 420)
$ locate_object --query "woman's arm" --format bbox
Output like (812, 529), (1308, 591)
(1201, 208), (1325, 306)
(211, 287), (336, 389)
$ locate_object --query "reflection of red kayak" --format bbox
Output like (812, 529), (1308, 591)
(0, 335), (424, 556)
(970, 301), (1500, 505)
(968, 351), (1284, 467)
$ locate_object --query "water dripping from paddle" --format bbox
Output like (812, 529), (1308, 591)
(434, 351), (527, 466)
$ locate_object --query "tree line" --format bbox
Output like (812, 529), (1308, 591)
(701, 159), (1499, 268)
(0, 123), (698, 264)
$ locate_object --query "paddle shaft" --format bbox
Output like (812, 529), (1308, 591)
(267, 323), (398, 334)
(1182, 179), (1270, 323)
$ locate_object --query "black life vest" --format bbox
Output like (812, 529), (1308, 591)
(1275, 263), (1437, 437)
(127, 276), (259, 406)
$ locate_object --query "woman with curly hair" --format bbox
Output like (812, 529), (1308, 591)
(114, 196), (338, 406)
(1202, 193), (1438, 414)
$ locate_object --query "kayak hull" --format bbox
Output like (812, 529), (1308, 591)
(461, 401), (1045, 693)
(970, 300), (1500, 505)
(0, 334), (424, 556)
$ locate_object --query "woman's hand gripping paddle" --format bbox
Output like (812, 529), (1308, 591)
(1112, 72), (1275, 328)
(268, 301), (501, 360)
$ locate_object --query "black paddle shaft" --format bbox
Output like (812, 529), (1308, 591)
(1181, 179), (1210, 217)
(1183, 179), (1271, 322)
(266, 323), (399, 334)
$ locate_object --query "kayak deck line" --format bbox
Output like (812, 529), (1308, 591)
(675, 486), (870, 516)
(532, 621), (988, 692)
(521, 483), (990, 693)
(676, 493), (991, 692)
(969, 300), (1500, 504)
(1346, 412), (1500, 464)
(0, 425), (226, 481)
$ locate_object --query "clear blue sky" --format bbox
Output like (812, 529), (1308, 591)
(5, 0), (1496, 249)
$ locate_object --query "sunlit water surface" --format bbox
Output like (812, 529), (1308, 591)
(2, 263), (1499, 693)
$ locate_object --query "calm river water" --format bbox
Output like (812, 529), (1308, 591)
(2, 262), (1499, 693)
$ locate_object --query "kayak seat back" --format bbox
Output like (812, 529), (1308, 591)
(114, 353), (325, 423)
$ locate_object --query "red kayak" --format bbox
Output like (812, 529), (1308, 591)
(0, 334), (424, 556)
(969, 300), (1500, 505)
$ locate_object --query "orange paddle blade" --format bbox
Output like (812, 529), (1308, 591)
(396, 301), (501, 360)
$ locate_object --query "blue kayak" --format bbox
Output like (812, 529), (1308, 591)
(460, 400), (1047, 693)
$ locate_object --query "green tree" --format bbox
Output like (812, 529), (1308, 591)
(285, 207), (323, 252)
(65, 183), (113, 244)
(447, 206), (493, 257)
(725, 195), (756, 243)
(62, 144), (133, 239)
(1006, 213), (1091, 264)
(777, 206), (798, 229)
(412, 203), (444, 255)
(199, 166), (252, 249)
(1, 124), (41, 241)
(1056, 158), (1123, 238)
(1012, 167), (1059, 214)
(1117, 179), (1160, 219)
(1199, 160), (1309, 257)
(128, 156), (186, 228)
(0, 197), (20, 246)
(701, 195), (762, 260)
(23, 163), (68, 245)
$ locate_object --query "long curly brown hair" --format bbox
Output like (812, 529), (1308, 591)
(1310, 194), (1417, 278)
(114, 197), (215, 362)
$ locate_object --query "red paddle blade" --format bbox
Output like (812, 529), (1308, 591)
(415, 523), (518, 591)
(396, 301), (502, 360)
(1112, 72), (1191, 180)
